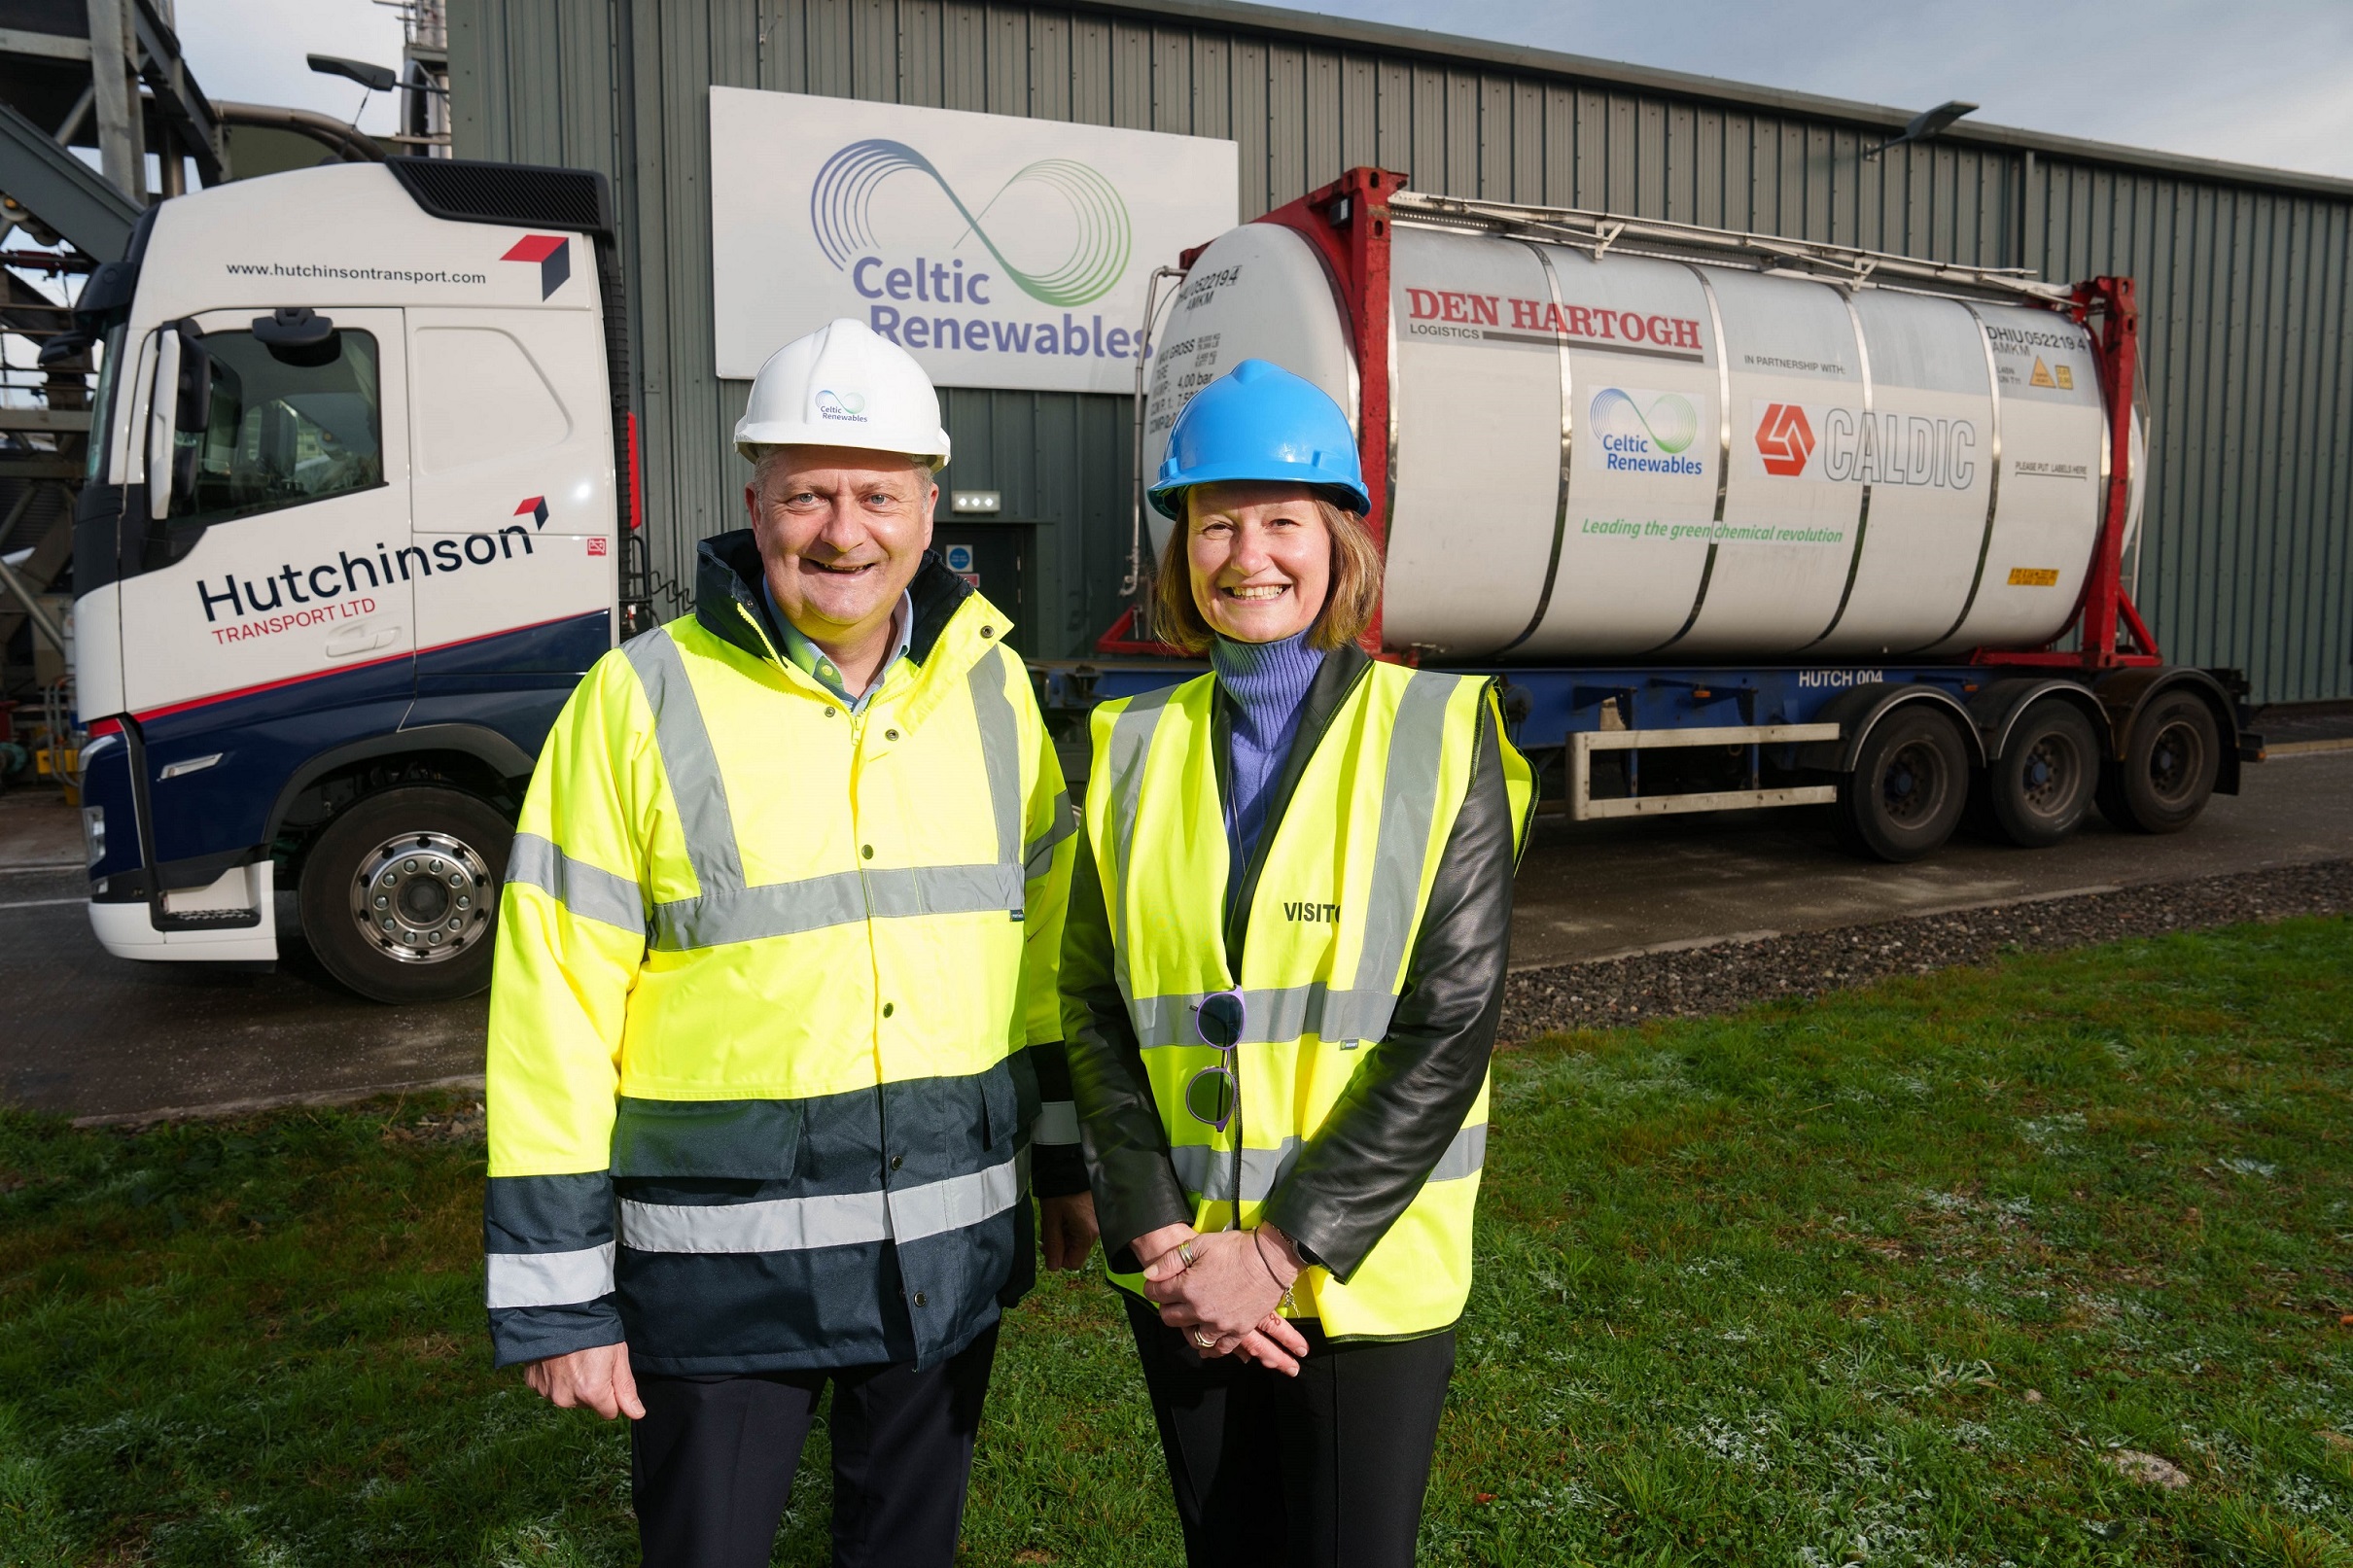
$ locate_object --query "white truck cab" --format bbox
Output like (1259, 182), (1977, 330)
(71, 157), (646, 1001)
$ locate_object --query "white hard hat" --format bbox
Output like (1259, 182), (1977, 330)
(732, 317), (951, 470)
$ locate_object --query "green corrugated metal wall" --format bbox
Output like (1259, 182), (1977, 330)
(450, 0), (2353, 699)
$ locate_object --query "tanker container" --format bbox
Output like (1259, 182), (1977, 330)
(1142, 214), (2147, 666)
(1051, 168), (2252, 866)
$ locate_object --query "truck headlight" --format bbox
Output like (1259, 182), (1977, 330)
(83, 805), (104, 867)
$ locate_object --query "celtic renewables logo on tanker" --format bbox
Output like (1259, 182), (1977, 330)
(811, 139), (1132, 307)
(1592, 389), (1705, 475)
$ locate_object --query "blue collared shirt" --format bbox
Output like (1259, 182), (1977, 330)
(760, 579), (913, 714)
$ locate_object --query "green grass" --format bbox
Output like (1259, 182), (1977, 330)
(4, 918), (2352, 1565)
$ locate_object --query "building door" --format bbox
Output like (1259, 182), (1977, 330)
(933, 523), (1030, 653)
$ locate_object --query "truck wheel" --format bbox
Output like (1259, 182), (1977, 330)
(299, 786), (510, 1003)
(2096, 689), (2221, 835)
(1987, 700), (2099, 848)
(1837, 705), (1970, 862)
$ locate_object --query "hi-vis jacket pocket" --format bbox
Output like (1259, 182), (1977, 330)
(610, 1097), (804, 1180)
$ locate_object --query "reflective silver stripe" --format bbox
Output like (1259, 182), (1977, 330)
(650, 870), (867, 950)
(485, 1241), (616, 1308)
(1104, 688), (1176, 996)
(623, 1189), (887, 1253)
(1428, 1122), (1489, 1182)
(1171, 1138), (1299, 1203)
(1354, 672), (1459, 995)
(866, 863), (1024, 918)
(888, 1157), (1021, 1242)
(966, 645), (1025, 870)
(1169, 1122), (1487, 1205)
(1130, 981), (1398, 1050)
(507, 832), (646, 937)
(619, 1160), (1019, 1253)
(1033, 1099), (1081, 1145)
(1025, 794), (1076, 879)
(624, 627), (744, 894)
(647, 863), (1024, 950)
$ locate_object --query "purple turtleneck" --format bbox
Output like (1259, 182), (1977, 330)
(1212, 630), (1326, 886)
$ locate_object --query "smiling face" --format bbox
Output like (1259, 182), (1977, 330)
(746, 445), (936, 645)
(1185, 481), (1333, 645)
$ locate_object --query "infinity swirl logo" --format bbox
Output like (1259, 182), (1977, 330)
(810, 139), (1133, 308)
(1590, 389), (1699, 454)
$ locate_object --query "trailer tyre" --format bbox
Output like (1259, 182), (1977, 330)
(1987, 700), (2099, 848)
(2096, 689), (2220, 835)
(299, 786), (511, 1003)
(1837, 704), (1970, 862)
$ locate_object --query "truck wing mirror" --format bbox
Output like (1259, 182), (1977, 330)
(37, 331), (92, 367)
(146, 321), (211, 522)
(254, 307), (338, 366)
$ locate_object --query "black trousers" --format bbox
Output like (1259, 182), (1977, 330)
(1122, 1295), (1456, 1568)
(629, 1322), (999, 1568)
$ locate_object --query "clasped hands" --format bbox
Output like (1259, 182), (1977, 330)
(1134, 1220), (1311, 1376)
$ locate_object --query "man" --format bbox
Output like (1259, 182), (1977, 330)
(481, 317), (1098, 1567)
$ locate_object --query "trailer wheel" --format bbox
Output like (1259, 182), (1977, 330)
(1837, 705), (1970, 862)
(2096, 689), (2220, 835)
(1987, 700), (2099, 848)
(299, 785), (510, 1003)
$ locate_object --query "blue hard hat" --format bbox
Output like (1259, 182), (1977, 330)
(1147, 359), (1370, 519)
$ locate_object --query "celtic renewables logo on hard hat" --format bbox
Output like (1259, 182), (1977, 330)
(810, 139), (1133, 308)
(814, 389), (868, 422)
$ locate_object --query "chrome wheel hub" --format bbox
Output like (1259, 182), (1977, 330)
(349, 830), (493, 965)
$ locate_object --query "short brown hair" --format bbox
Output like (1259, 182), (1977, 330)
(1151, 492), (1384, 655)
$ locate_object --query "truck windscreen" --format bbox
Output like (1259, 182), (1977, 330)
(86, 323), (125, 483)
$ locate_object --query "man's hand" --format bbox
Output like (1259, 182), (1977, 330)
(524, 1342), (646, 1421)
(1040, 1192), (1101, 1271)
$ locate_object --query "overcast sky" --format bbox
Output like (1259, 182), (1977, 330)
(168, 0), (2352, 180)
(1302, 0), (2352, 179)
(177, 0), (404, 135)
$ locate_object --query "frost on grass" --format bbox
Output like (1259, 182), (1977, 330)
(2019, 1111), (2087, 1154)
(2270, 1471), (2344, 1516)
(1678, 1410), (1783, 1473)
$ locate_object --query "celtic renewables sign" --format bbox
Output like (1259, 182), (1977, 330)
(710, 88), (1239, 393)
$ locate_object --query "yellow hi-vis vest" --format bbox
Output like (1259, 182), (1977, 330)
(1080, 662), (1532, 1339)
(485, 553), (1074, 1374)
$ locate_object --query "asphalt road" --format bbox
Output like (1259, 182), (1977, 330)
(1510, 745), (2353, 969)
(5, 747), (2350, 1125)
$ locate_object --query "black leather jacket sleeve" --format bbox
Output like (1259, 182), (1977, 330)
(1260, 699), (1516, 1282)
(1060, 823), (1193, 1274)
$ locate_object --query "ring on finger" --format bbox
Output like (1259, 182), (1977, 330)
(1177, 1240), (1199, 1269)
(1193, 1328), (1216, 1350)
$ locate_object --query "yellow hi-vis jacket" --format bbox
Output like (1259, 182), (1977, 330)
(483, 535), (1078, 1374)
(1065, 651), (1532, 1340)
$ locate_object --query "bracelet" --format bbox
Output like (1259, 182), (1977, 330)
(1252, 1229), (1299, 1305)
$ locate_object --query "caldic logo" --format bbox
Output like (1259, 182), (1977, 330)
(1591, 388), (1703, 476)
(815, 389), (868, 423)
(1755, 403), (1815, 476)
(812, 139), (1132, 308)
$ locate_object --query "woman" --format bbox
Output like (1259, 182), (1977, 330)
(1061, 359), (1532, 1566)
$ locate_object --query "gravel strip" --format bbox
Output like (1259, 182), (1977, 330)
(1503, 857), (2353, 1041)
